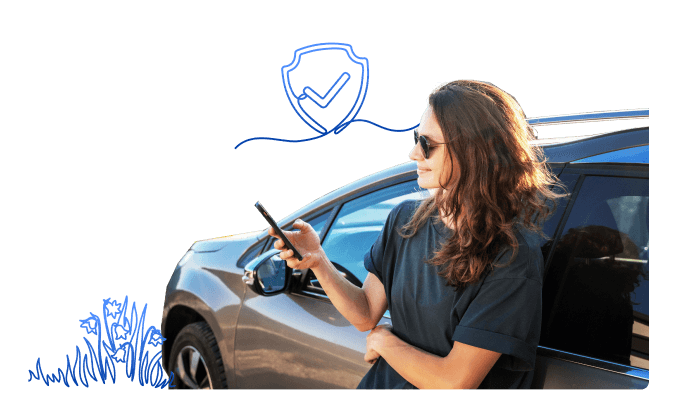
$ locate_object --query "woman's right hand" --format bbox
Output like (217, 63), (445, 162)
(269, 219), (323, 270)
(272, 220), (387, 334)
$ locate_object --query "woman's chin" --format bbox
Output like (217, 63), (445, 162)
(417, 176), (434, 190)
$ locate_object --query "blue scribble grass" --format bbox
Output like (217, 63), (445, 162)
(28, 296), (174, 388)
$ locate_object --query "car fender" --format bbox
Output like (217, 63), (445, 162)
(163, 265), (246, 388)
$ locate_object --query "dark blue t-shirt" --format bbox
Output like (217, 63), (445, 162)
(357, 200), (544, 389)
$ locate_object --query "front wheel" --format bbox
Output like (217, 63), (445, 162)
(168, 322), (228, 389)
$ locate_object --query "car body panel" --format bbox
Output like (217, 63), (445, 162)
(538, 128), (648, 163)
(572, 144), (648, 164)
(192, 230), (261, 253)
(234, 291), (375, 388)
(533, 355), (648, 388)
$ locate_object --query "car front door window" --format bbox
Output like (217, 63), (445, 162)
(309, 181), (428, 290)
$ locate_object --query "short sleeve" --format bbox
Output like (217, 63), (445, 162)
(363, 202), (405, 284)
(451, 277), (543, 371)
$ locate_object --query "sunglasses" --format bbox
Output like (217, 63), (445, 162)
(414, 130), (446, 159)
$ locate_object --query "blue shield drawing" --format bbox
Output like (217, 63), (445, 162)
(282, 43), (369, 135)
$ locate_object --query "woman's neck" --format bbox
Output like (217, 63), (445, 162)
(438, 205), (463, 230)
(435, 188), (463, 230)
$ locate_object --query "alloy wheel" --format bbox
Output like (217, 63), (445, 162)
(174, 345), (213, 389)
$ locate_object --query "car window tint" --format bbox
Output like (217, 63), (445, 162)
(319, 181), (428, 286)
(541, 176), (649, 370)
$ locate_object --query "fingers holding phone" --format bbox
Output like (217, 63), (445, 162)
(267, 219), (321, 270)
(268, 228), (299, 262)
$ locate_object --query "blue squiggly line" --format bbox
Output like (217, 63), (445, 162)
(28, 296), (174, 388)
(234, 132), (331, 148)
(234, 119), (419, 149)
(337, 119), (419, 133)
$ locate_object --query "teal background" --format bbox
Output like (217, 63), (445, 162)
(0, 1), (675, 397)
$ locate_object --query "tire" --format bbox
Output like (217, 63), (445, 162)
(168, 322), (228, 389)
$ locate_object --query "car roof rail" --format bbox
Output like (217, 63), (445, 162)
(527, 109), (649, 126)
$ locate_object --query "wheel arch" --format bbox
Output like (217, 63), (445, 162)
(162, 303), (207, 372)
(162, 288), (239, 386)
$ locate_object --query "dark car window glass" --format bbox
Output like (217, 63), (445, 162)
(572, 145), (648, 164)
(540, 173), (578, 261)
(541, 176), (649, 370)
(317, 181), (428, 287)
(542, 174), (578, 239)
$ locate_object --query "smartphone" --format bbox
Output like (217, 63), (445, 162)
(254, 201), (303, 261)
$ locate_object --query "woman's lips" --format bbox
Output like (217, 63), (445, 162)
(417, 168), (431, 175)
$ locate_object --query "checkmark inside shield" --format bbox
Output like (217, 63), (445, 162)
(301, 72), (351, 109)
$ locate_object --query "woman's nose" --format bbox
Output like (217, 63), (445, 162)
(409, 141), (423, 161)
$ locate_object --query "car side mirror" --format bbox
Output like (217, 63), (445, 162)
(242, 249), (292, 296)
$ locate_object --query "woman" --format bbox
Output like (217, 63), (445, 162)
(269, 80), (564, 389)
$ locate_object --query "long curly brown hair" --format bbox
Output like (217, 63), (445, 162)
(400, 80), (567, 289)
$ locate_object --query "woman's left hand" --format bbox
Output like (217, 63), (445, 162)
(364, 323), (394, 364)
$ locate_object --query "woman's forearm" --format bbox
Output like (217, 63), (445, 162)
(377, 334), (452, 389)
(310, 252), (377, 331)
(375, 332), (500, 389)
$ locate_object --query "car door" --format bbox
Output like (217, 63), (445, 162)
(533, 162), (649, 388)
(233, 179), (428, 388)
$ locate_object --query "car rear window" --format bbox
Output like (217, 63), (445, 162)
(540, 176), (649, 369)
